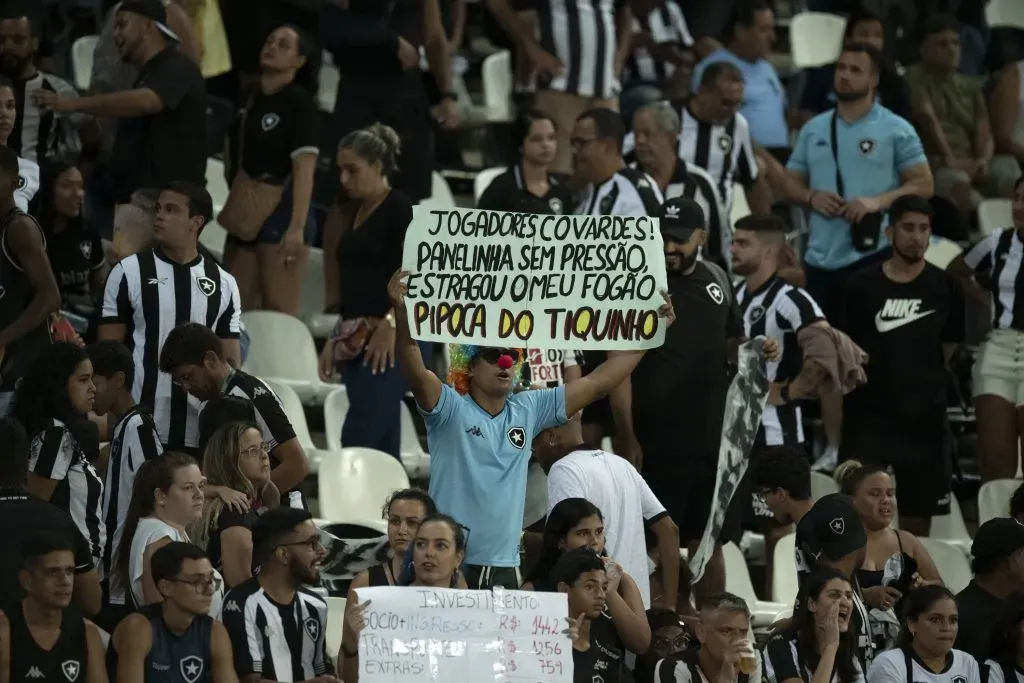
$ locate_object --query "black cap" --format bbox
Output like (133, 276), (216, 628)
(118, 0), (180, 42)
(972, 518), (1024, 566)
(795, 493), (866, 563)
(660, 197), (707, 242)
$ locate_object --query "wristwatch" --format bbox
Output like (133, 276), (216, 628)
(385, 312), (396, 329)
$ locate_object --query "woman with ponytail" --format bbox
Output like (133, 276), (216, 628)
(319, 122), (414, 459)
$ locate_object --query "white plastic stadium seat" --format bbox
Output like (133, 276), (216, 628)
(198, 222), (227, 262)
(978, 478), (1021, 525)
(730, 184), (751, 225)
(325, 596), (347, 666)
(722, 542), (789, 627)
(789, 13), (847, 68)
(323, 387), (350, 452)
(206, 157), (230, 215)
(771, 533), (799, 605)
(241, 311), (332, 404)
(318, 51), (340, 113)
(924, 237), (962, 270)
(301, 248), (340, 340)
(72, 35), (99, 91)
(810, 471), (839, 500)
(474, 167), (506, 204)
(917, 537), (972, 593)
(978, 199), (1013, 237)
(420, 172), (457, 210)
(987, 0), (1024, 30)
(258, 378), (325, 472)
(930, 495), (972, 552)
(482, 50), (514, 123)
(317, 447), (411, 522)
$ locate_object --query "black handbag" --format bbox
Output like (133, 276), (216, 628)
(831, 111), (884, 253)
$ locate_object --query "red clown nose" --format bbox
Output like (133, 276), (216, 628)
(497, 354), (514, 370)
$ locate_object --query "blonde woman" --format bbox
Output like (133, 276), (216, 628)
(191, 421), (276, 589)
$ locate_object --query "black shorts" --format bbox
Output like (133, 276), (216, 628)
(840, 410), (952, 518)
(635, 421), (742, 545)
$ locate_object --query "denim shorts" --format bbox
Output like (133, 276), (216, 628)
(225, 182), (317, 247)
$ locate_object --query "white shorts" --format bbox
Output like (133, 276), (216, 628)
(973, 329), (1024, 405)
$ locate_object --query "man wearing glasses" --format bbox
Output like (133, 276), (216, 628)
(222, 507), (335, 683)
(108, 541), (235, 682)
(159, 322), (311, 509)
(0, 533), (108, 683)
(387, 263), (676, 591)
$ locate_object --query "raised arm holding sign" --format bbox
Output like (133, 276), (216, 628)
(383, 209), (675, 586)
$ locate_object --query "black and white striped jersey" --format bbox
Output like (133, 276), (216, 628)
(221, 370), (297, 453)
(630, 157), (726, 266)
(736, 275), (825, 446)
(964, 226), (1024, 331)
(868, 647), (979, 683)
(764, 631), (866, 683)
(221, 577), (331, 682)
(624, 100), (758, 216)
(576, 167), (663, 216)
(625, 0), (694, 85)
(27, 419), (106, 576)
(100, 248), (242, 450)
(10, 71), (84, 163)
(536, 0), (623, 99)
(101, 406), (163, 579)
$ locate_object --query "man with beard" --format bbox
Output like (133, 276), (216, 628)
(777, 42), (931, 471)
(221, 507), (335, 682)
(625, 196), (777, 607)
(0, 6), (89, 164)
(34, 0), (206, 249)
(839, 195), (964, 536)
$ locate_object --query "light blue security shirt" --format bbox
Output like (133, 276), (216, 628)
(692, 48), (789, 148)
(787, 103), (927, 270)
(421, 383), (568, 566)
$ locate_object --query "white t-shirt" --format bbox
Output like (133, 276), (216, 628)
(547, 448), (668, 608)
(985, 660), (1024, 683)
(126, 517), (224, 617)
(867, 648), (979, 683)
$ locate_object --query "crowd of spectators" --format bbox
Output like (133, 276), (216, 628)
(1, 0), (1024, 683)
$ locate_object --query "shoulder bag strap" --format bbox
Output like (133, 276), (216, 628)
(830, 111), (845, 198)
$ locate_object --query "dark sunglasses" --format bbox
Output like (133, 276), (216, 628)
(477, 348), (518, 364)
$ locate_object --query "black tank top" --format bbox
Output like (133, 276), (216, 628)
(107, 604), (214, 683)
(8, 601), (89, 683)
(367, 563), (396, 586)
(0, 206), (51, 392)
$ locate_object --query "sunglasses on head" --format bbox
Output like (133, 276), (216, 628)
(477, 348), (518, 364)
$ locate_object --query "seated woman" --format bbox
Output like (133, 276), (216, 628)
(113, 453), (224, 617)
(984, 594), (1024, 683)
(866, 585), (980, 683)
(835, 461), (943, 620)
(763, 567), (863, 683)
(343, 513), (468, 681)
(524, 498), (650, 655)
(36, 161), (106, 333)
(192, 421), (275, 588)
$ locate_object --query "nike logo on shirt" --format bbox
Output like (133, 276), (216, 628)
(875, 302), (935, 332)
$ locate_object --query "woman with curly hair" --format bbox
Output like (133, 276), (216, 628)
(191, 421), (276, 588)
(11, 341), (104, 573)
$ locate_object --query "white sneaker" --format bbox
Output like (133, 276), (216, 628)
(812, 446), (838, 473)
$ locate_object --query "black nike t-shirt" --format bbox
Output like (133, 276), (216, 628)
(45, 222), (104, 300)
(840, 262), (964, 418)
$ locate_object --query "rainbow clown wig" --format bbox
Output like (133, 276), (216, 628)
(446, 345), (526, 395)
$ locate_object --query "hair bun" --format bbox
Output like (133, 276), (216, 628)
(832, 459), (862, 487)
(368, 123), (402, 157)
